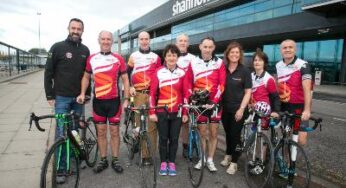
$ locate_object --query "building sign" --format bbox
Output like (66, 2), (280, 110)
(172, 0), (212, 16)
(315, 70), (322, 85)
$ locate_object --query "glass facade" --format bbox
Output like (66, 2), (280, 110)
(263, 39), (344, 83)
(171, 0), (303, 39)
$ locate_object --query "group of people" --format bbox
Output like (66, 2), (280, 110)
(44, 18), (312, 183)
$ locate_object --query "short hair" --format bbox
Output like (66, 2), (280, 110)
(280, 39), (296, 49)
(252, 48), (269, 71)
(69, 18), (84, 29)
(162, 44), (181, 58)
(98, 30), (113, 40)
(200, 36), (215, 44)
(224, 41), (244, 64)
(176, 33), (189, 42)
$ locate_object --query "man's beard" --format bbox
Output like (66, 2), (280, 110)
(69, 33), (81, 42)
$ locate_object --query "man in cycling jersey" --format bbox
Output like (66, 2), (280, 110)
(77, 31), (130, 174)
(187, 37), (226, 172)
(127, 31), (161, 165)
(276, 39), (312, 145)
(44, 18), (90, 184)
(176, 34), (195, 158)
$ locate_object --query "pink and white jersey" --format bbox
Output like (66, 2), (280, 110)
(128, 51), (161, 90)
(187, 56), (226, 104)
(251, 71), (277, 104)
(177, 53), (195, 71)
(149, 66), (189, 114)
(86, 52), (126, 100)
(276, 57), (312, 104)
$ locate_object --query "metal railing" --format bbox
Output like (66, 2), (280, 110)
(0, 41), (45, 80)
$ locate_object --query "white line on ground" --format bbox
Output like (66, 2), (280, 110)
(332, 117), (346, 122)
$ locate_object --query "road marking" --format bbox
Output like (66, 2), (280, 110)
(333, 117), (346, 122)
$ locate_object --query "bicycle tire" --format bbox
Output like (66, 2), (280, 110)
(123, 111), (137, 161)
(244, 132), (274, 188)
(40, 138), (80, 188)
(187, 128), (204, 188)
(273, 140), (311, 188)
(84, 118), (98, 167)
(139, 134), (157, 188)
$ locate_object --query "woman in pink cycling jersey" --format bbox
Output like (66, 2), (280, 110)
(251, 48), (280, 120)
(149, 44), (189, 176)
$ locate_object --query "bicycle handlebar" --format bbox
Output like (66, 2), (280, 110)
(29, 113), (55, 132)
(273, 111), (323, 132)
(126, 105), (168, 112)
(28, 111), (81, 132)
(177, 103), (219, 118)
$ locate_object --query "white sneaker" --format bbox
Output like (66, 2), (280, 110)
(220, 155), (231, 167)
(226, 162), (237, 175)
(207, 161), (217, 172)
(194, 160), (203, 170)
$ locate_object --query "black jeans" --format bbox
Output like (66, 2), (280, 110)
(157, 112), (182, 163)
(221, 110), (246, 163)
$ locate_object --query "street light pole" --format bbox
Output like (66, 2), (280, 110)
(37, 12), (41, 55)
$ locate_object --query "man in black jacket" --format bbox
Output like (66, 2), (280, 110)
(44, 18), (90, 184)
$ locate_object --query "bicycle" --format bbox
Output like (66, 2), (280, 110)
(237, 109), (274, 188)
(177, 103), (218, 188)
(29, 111), (98, 188)
(269, 111), (322, 188)
(122, 100), (167, 188)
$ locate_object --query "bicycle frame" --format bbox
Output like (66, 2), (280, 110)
(30, 112), (84, 171)
(187, 107), (201, 159)
(271, 112), (322, 186)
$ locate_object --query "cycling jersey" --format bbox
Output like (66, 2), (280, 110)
(276, 56), (312, 104)
(187, 56), (226, 104)
(85, 52), (126, 99)
(149, 65), (189, 115)
(177, 53), (195, 71)
(251, 71), (277, 105)
(127, 50), (161, 91)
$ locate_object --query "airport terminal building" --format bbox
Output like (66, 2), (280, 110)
(114, 0), (346, 84)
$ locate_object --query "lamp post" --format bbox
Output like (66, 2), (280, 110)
(37, 12), (41, 55)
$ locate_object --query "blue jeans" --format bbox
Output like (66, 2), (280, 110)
(54, 95), (83, 173)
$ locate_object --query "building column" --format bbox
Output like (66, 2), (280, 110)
(340, 36), (346, 84)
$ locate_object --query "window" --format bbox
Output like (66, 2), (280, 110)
(336, 39), (344, 62)
(303, 41), (318, 62)
(255, 0), (273, 12)
(273, 5), (293, 17)
(319, 40), (337, 62)
(254, 9), (273, 21)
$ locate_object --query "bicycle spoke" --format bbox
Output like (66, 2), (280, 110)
(244, 132), (274, 188)
(273, 141), (310, 188)
(84, 119), (98, 167)
(41, 139), (80, 188)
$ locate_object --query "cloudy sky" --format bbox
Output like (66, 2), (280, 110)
(0, 0), (167, 52)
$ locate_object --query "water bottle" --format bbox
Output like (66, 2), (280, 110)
(72, 130), (84, 146)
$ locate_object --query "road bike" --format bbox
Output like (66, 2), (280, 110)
(29, 111), (98, 188)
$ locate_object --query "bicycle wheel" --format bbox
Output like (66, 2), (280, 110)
(187, 128), (204, 188)
(273, 140), (311, 188)
(123, 111), (138, 160)
(244, 132), (274, 188)
(139, 134), (157, 188)
(84, 118), (98, 167)
(41, 138), (80, 188)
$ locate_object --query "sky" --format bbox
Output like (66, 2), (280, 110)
(0, 0), (167, 53)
